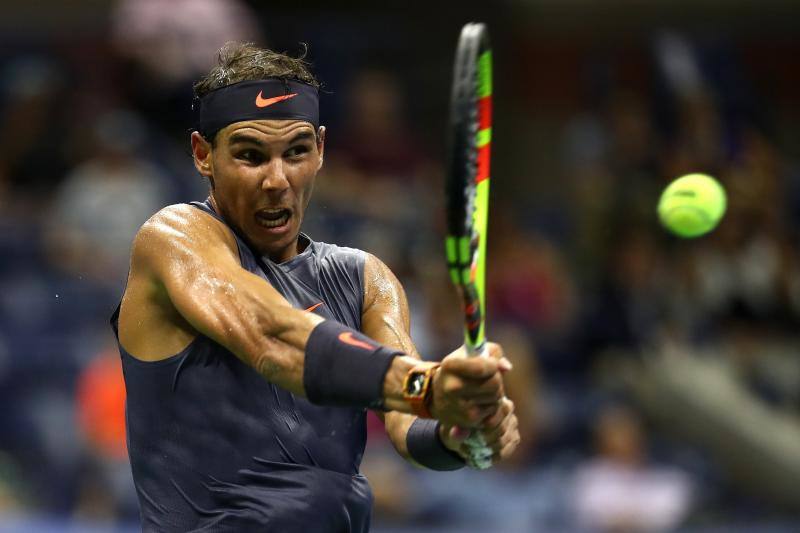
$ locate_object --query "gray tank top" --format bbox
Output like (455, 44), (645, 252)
(112, 199), (373, 532)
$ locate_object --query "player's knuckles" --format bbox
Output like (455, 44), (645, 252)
(487, 342), (505, 360)
(503, 410), (517, 427)
(482, 408), (505, 429)
(500, 436), (520, 458)
(458, 386), (499, 406)
(478, 404), (499, 422)
(481, 374), (505, 398)
(488, 415), (510, 437)
(439, 374), (464, 395)
(503, 398), (515, 415)
(457, 358), (498, 379)
(500, 443), (516, 460)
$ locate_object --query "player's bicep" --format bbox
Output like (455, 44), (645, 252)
(360, 253), (419, 358)
(132, 206), (309, 370)
(361, 253), (421, 455)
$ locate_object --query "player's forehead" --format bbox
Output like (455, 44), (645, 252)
(218, 119), (316, 146)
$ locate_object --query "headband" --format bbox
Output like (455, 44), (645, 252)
(194, 79), (319, 138)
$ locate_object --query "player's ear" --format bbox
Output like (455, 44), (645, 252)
(191, 131), (213, 179)
(316, 126), (326, 170)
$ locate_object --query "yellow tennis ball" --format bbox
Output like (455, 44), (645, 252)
(657, 173), (727, 238)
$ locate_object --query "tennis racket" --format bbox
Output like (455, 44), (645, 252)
(444, 22), (494, 470)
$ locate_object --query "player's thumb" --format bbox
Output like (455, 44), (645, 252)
(487, 342), (513, 372)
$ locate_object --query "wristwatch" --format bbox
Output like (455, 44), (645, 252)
(402, 363), (440, 418)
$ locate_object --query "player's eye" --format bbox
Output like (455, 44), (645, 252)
(237, 149), (264, 164)
(285, 145), (310, 159)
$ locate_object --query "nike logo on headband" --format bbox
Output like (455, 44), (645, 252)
(255, 91), (298, 108)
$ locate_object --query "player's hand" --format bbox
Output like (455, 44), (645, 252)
(429, 342), (511, 429)
(439, 397), (520, 464)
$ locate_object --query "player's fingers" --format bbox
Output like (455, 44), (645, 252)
(441, 355), (500, 380)
(459, 402), (499, 427)
(456, 371), (506, 399)
(458, 379), (504, 405)
(492, 433), (521, 462)
(486, 342), (512, 372)
(438, 372), (466, 396)
(481, 398), (514, 430)
(483, 412), (518, 446)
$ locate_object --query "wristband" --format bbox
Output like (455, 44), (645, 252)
(303, 320), (401, 409)
(406, 418), (466, 471)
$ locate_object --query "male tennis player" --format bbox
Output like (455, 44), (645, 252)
(112, 42), (520, 532)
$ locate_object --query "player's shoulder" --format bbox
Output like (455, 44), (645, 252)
(311, 239), (367, 265)
(138, 203), (223, 237)
(133, 203), (233, 258)
(306, 239), (397, 281)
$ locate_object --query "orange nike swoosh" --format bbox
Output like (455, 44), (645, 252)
(255, 91), (298, 108)
(338, 332), (375, 351)
(305, 302), (324, 313)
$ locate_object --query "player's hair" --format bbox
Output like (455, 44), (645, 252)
(193, 41), (320, 99)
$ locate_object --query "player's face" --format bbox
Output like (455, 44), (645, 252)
(195, 120), (324, 262)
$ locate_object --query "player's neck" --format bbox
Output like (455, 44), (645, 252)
(265, 235), (310, 264)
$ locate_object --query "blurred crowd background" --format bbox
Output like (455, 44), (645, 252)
(1, 1), (800, 531)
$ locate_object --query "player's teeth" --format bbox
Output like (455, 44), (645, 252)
(258, 213), (289, 227)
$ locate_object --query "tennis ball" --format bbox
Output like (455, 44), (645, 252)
(657, 173), (727, 238)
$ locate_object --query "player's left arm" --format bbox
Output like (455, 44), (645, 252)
(360, 253), (520, 465)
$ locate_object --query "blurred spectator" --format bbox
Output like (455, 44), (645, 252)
(44, 109), (172, 285)
(73, 347), (135, 522)
(488, 215), (577, 343)
(111, 0), (261, 87)
(0, 57), (69, 210)
(76, 349), (126, 462)
(572, 404), (693, 532)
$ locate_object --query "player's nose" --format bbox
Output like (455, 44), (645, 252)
(260, 159), (290, 193)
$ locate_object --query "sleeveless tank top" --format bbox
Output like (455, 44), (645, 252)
(111, 200), (373, 532)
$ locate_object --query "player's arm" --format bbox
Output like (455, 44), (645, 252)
(123, 204), (323, 396)
(123, 205), (501, 420)
(361, 254), (519, 466)
(360, 253), (423, 461)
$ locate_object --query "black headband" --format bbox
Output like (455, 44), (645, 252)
(194, 79), (319, 139)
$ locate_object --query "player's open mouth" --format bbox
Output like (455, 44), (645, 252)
(255, 208), (292, 229)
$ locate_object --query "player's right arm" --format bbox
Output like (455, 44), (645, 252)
(118, 204), (448, 414)
(119, 203), (319, 396)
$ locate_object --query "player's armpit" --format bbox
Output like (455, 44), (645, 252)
(121, 204), (321, 395)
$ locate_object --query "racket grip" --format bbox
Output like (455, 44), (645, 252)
(466, 342), (489, 358)
(463, 342), (492, 467)
(464, 432), (493, 469)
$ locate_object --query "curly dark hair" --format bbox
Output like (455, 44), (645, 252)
(193, 41), (320, 99)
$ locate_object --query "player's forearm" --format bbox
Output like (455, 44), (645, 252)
(166, 265), (322, 394)
(382, 411), (417, 460)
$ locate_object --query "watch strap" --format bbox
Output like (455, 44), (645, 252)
(402, 363), (440, 418)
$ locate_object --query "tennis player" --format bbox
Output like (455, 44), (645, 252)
(112, 42), (520, 532)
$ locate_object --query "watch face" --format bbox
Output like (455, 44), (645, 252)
(408, 373), (426, 396)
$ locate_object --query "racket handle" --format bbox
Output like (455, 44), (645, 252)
(466, 342), (488, 358)
(464, 432), (493, 469)
(462, 340), (492, 467)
